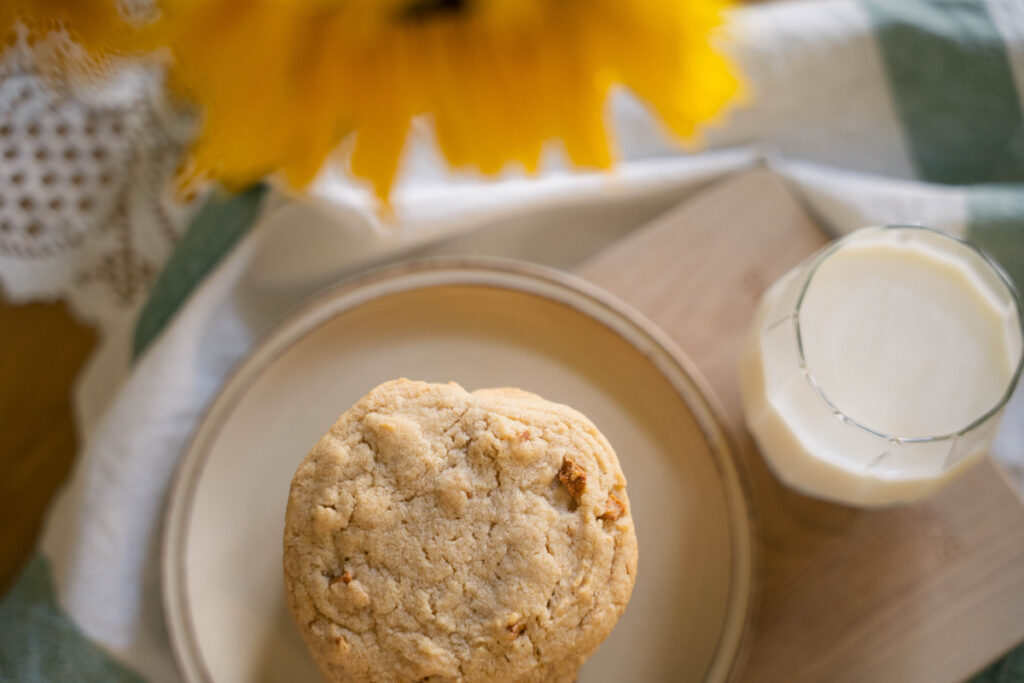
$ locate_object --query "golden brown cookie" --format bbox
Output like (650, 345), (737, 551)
(283, 379), (637, 682)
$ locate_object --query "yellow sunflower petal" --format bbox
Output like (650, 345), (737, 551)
(151, 0), (740, 204)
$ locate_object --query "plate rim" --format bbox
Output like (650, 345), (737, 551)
(160, 256), (759, 683)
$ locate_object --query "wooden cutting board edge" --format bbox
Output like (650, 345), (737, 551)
(576, 167), (1024, 683)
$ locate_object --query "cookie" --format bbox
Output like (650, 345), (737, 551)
(283, 379), (638, 682)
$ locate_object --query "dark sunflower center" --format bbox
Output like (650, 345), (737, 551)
(398, 0), (469, 23)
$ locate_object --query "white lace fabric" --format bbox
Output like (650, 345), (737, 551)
(0, 26), (196, 328)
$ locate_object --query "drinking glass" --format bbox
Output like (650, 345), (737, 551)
(738, 225), (1024, 507)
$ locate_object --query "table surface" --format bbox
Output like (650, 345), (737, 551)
(0, 298), (94, 595)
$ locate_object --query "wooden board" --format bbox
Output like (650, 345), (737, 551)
(576, 169), (1024, 682)
(0, 299), (95, 596)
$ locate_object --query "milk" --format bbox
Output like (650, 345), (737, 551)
(739, 227), (1023, 507)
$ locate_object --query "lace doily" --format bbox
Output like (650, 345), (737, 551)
(0, 26), (197, 328)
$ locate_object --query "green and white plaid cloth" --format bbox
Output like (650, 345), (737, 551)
(1, 0), (1023, 681)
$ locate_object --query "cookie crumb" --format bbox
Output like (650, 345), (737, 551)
(557, 457), (587, 502)
(516, 429), (531, 441)
(598, 493), (625, 522)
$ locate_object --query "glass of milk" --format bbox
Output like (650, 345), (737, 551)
(739, 225), (1023, 507)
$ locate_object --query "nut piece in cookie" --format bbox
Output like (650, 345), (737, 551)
(328, 570), (353, 586)
(557, 456), (587, 504)
(598, 492), (626, 522)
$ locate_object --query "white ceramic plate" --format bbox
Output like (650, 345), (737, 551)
(162, 259), (756, 683)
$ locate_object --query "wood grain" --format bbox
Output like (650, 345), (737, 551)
(0, 298), (95, 596)
(577, 169), (1024, 682)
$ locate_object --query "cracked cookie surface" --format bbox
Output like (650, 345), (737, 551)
(284, 379), (638, 682)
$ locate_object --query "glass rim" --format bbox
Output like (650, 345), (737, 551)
(793, 224), (1024, 445)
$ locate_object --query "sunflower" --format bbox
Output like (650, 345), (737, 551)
(6, 0), (740, 204)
